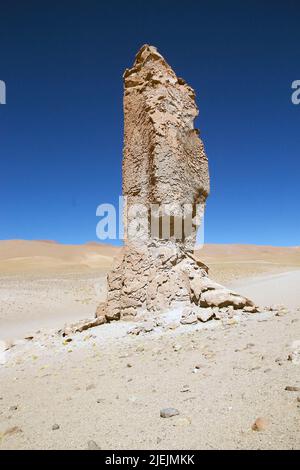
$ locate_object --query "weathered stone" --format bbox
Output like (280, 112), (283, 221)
(95, 302), (106, 319)
(160, 407), (180, 418)
(285, 386), (300, 392)
(200, 289), (253, 309)
(251, 417), (268, 431)
(190, 278), (222, 301)
(96, 44), (255, 320)
(243, 305), (259, 313)
(86, 383), (96, 391)
(271, 304), (286, 311)
(62, 316), (106, 336)
(195, 307), (214, 322)
(127, 326), (143, 335)
(143, 321), (155, 332)
(180, 308), (198, 325)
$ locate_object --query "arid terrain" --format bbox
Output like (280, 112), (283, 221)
(0, 240), (300, 450)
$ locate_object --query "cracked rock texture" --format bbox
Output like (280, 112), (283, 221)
(97, 45), (254, 323)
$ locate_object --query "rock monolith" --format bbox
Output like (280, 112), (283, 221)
(97, 45), (254, 323)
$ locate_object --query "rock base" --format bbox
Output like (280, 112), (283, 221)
(95, 244), (256, 325)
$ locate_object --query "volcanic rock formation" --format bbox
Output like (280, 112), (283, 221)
(97, 45), (255, 323)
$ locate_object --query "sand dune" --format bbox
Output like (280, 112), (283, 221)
(0, 240), (119, 275)
(1, 240), (299, 278)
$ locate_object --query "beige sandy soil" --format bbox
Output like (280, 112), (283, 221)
(198, 243), (300, 284)
(0, 240), (119, 341)
(0, 240), (300, 450)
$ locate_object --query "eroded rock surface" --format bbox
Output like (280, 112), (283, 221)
(97, 45), (254, 324)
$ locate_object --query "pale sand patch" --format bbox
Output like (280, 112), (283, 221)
(228, 270), (300, 310)
(0, 272), (108, 341)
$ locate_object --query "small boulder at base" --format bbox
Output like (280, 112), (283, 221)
(160, 408), (180, 418)
(251, 417), (268, 431)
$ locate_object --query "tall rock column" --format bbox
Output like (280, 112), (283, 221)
(99, 45), (254, 322)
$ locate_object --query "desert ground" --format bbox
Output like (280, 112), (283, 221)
(0, 240), (300, 450)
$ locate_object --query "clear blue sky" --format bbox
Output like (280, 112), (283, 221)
(0, 0), (299, 246)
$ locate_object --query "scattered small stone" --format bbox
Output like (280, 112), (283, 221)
(127, 363), (132, 368)
(173, 344), (182, 352)
(270, 304), (286, 312)
(167, 322), (179, 330)
(136, 345), (144, 353)
(287, 350), (300, 364)
(203, 351), (215, 359)
(96, 398), (105, 403)
(285, 386), (300, 392)
(275, 357), (284, 366)
(180, 385), (190, 393)
(180, 314), (198, 325)
(87, 440), (101, 450)
(251, 417), (268, 431)
(243, 305), (259, 313)
(127, 326), (142, 335)
(160, 407), (180, 418)
(213, 309), (224, 320)
(143, 322), (154, 333)
(86, 383), (96, 391)
(297, 396), (300, 403)
(9, 405), (18, 411)
(196, 307), (214, 323)
(52, 424), (60, 431)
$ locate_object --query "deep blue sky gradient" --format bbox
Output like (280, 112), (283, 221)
(0, 0), (299, 245)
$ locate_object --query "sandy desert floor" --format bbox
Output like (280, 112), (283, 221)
(0, 241), (300, 450)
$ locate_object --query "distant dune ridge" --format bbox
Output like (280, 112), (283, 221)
(0, 239), (299, 280)
(0, 239), (120, 274)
